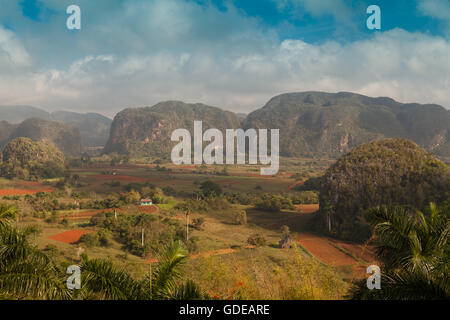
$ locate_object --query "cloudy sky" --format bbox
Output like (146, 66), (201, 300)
(0, 0), (449, 117)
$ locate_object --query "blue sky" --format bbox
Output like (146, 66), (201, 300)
(0, 0), (449, 116)
(16, 0), (448, 41)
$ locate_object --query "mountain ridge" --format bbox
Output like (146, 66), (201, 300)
(242, 91), (450, 158)
(0, 105), (112, 147)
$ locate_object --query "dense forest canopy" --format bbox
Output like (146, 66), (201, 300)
(318, 138), (450, 242)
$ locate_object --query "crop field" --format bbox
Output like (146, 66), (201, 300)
(50, 229), (93, 244)
(1, 157), (379, 299)
(0, 179), (53, 196)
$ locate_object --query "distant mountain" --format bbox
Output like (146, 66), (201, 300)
(0, 105), (50, 123)
(243, 92), (450, 158)
(236, 113), (248, 120)
(50, 111), (112, 147)
(9, 118), (81, 156)
(104, 101), (242, 157)
(0, 105), (112, 147)
(0, 121), (18, 149)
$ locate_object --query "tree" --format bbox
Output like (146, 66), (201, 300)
(199, 181), (222, 198)
(247, 234), (266, 247)
(235, 210), (247, 225)
(0, 222), (70, 299)
(281, 225), (290, 237)
(0, 204), (204, 300)
(192, 218), (205, 230)
(139, 241), (204, 300)
(350, 203), (449, 300)
(0, 203), (17, 229)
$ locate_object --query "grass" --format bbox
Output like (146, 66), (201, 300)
(2, 157), (369, 299)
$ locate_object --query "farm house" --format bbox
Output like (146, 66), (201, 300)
(140, 198), (153, 206)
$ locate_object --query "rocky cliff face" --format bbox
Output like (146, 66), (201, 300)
(103, 92), (450, 159)
(104, 101), (242, 157)
(242, 92), (450, 158)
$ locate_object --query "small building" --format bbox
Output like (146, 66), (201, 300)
(140, 198), (153, 206)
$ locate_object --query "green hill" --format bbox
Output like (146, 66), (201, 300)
(0, 137), (66, 180)
(0, 105), (112, 147)
(243, 92), (450, 158)
(317, 138), (450, 242)
(9, 118), (82, 156)
(0, 121), (18, 149)
(50, 111), (112, 147)
(104, 101), (242, 157)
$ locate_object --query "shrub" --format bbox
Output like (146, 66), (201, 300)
(247, 234), (266, 247)
(192, 218), (205, 230)
(235, 211), (247, 225)
(200, 180), (223, 197)
(78, 233), (99, 247)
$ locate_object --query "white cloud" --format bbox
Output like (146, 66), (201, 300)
(0, 26), (31, 70)
(0, 0), (449, 116)
(417, 0), (450, 22)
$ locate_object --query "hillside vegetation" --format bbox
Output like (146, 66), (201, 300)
(0, 121), (18, 149)
(50, 111), (112, 147)
(0, 137), (67, 180)
(243, 92), (450, 158)
(0, 106), (111, 147)
(317, 138), (449, 242)
(8, 118), (81, 156)
(104, 101), (242, 157)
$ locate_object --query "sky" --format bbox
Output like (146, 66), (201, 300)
(0, 0), (449, 117)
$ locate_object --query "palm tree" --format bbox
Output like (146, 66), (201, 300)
(0, 203), (17, 230)
(0, 223), (71, 299)
(0, 202), (204, 300)
(79, 240), (204, 300)
(139, 240), (204, 300)
(78, 258), (142, 300)
(350, 203), (449, 299)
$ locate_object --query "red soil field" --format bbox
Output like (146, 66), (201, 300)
(215, 179), (240, 186)
(81, 164), (143, 170)
(0, 188), (53, 196)
(90, 174), (148, 182)
(295, 204), (319, 214)
(296, 233), (357, 266)
(50, 230), (93, 244)
(329, 239), (377, 264)
(61, 208), (125, 220)
(89, 174), (165, 183)
(137, 205), (158, 214)
(180, 165), (198, 169)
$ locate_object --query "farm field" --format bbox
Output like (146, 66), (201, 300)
(1, 158), (376, 299)
(0, 178), (53, 196)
